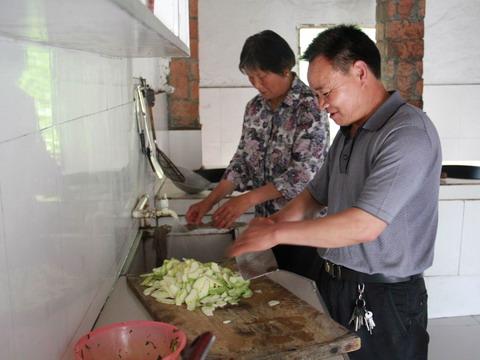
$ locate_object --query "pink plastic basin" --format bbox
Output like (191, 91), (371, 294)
(74, 320), (187, 360)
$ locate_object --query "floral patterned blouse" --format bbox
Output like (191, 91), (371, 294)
(223, 74), (329, 217)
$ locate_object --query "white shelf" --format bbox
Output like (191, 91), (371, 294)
(0, 0), (190, 58)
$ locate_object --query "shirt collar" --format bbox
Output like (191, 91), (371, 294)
(340, 90), (406, 136)
(363, 90), (406, 131)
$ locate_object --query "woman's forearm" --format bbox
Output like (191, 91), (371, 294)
(243, 183), (282, 207)
(204, 180), (235, 205)
(270, 190), (324, 223)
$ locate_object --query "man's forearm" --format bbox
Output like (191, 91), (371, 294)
(273, 207), (387, 248)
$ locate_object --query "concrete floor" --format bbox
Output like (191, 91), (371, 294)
(332, 315), (480, 360)
(428, 315), (480, 360)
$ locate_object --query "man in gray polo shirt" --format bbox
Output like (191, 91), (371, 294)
(228, 25), (442, 360)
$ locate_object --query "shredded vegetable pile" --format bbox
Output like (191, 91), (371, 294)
(140, 258), (252, 316)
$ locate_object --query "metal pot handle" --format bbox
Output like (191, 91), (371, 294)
(181, 331), (215, 360)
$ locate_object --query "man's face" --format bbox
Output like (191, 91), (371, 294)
(307, 56), (363, 127)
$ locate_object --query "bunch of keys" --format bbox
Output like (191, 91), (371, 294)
(349, 283), (376, 334)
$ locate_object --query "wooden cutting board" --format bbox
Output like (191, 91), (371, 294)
(126, 275), (360, 359)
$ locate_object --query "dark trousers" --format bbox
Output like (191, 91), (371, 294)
(316, 264), (429, 360)
(272, 244), (323, 280)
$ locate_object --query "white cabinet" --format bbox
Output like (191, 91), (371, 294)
(0, 0), (190, 58)
(426, 198), (480, 318)
(154, 0), (190, 48)
(426, 200), (464, 276)
(460, 200), (480, 275)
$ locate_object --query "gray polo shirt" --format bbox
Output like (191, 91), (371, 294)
(307, 91), (442, 277)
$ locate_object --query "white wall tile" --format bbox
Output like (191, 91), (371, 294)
(456, 86), (480, 139)
(0, 38), (44, 142)
(200, 88), (222, 143)
(168, 130), (202, 169)
(219, 88), (254, 144)
(459, 201), (480, 275)
(425, 201), (464, 276)
(426, 275), (480, 318)
(202, 141), (222, 169)
(424, 85), (480, 161)
(0, 129), (67, 359)
(0, 187), (13, 359)
(155, 130), (170, 155)
(423, 85), (463, 140)
(199, 0), (375, 87)
(153, 93), (169, 131)
(0, 37), (164, 359)
(438, 138), (462, 162)
(200, 87), (256, 168)
(458, 139), (480, 161)
(221, 141), (238, 166)
(425, 0), (480, 84)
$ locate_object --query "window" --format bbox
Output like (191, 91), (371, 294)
(298, 26), (376, 143)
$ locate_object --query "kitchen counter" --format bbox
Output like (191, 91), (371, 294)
(94, 272), (348, 359)
(159, 175), (480, 201)
(90, 226), (354, 358)
(439, 177), (480, 199)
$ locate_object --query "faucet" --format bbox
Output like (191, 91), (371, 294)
(132, 194), (179, 228)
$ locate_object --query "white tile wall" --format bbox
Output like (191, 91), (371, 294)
(0, 34), (169, 359)
(424, 0), (480, 161)
(424, 0), (480, 85)
(426, 275), (480, 318)
(0, 188), (13, 360)
(199, 87), (256, 168)
(423, 85), (480, 161)
(198, 0), (375, 88)
(168, 130), (203, 169)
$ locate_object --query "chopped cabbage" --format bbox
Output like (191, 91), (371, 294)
(141, 258), (252, 316)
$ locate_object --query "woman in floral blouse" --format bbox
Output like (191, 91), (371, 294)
(186, 30), (329, 277)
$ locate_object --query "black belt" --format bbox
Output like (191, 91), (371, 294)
(323, 260), (423, 284)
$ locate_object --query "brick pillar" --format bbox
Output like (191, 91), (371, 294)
(167, 0), (200, 129)
(376, 0), (425, 108)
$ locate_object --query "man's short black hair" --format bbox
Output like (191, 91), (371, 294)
(302, 24), (381, 79)
(239, 30), (295, 75)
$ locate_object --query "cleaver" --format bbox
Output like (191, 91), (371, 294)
(236, 250), (279, 280)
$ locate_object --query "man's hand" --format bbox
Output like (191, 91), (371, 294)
(227, 220), (279, 257)
(212, 194), (252, 228)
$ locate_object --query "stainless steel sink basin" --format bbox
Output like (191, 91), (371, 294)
(123, 225), (238, 276)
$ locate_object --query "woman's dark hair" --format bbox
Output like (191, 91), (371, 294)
(302, 24), (381, 79)
(239, 30), (295, 75)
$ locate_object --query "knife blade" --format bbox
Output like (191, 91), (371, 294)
(236, 250), (279, 280)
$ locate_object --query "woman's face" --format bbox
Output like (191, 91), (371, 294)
(244, 68), (292, 103)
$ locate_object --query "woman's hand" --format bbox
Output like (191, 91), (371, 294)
(186, 199), (214, 225)
(212, 194), (252, 228)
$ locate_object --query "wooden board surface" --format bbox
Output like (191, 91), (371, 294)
(127, 275), (360, 359)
